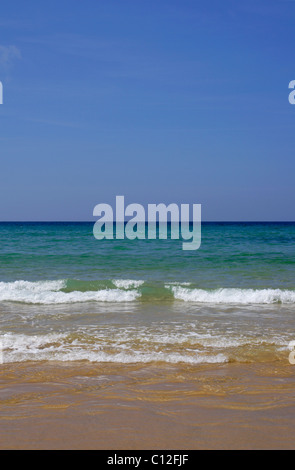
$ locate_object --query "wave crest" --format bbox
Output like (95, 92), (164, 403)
(170, 286), (295, 304)
(0, 280), (140, 304)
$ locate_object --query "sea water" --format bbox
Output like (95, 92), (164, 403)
(0, 222), (294, 365)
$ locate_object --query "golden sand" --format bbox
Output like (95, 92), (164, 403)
(0, 361), (295, 449)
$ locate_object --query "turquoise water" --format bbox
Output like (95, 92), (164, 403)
(1, 222), (295, 287)
(0, 222), (295, 364)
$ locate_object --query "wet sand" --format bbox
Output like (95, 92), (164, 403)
(0, 361), (295, 449)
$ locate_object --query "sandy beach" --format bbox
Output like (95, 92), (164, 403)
(1, 360), (295, 450)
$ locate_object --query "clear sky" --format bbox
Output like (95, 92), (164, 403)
(0, 0), (294, 221)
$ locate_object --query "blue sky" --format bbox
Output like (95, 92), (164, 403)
(0, 0), (294, 221)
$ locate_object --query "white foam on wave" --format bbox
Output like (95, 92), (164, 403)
(136, 331), (250, 349)
(55, 351), (229, 365)
(170, 286), (295, 305)
(2, 329), (289, 365)
(112, 279), (145, 289)
(165, 282), (192, 287)
(0, 280), (140, 304)
(0, 333), (228, 364)
(0, 280), (66, 292)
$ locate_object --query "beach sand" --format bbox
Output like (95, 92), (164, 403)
(1, 360), (295, 450)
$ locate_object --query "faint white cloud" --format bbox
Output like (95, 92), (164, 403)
(0, 45), (21, 69)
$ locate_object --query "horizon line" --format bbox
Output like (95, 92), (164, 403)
(0, 220), (295, 224)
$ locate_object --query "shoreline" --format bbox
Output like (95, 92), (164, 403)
(1, 360), (294, 449)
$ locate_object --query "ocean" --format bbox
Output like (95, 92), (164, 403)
(0, 221), (295, 365)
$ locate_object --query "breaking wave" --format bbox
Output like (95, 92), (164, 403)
(0, 280), (294, 305)
(170, 286), (295, 304)
(0, 280), (141, 304)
